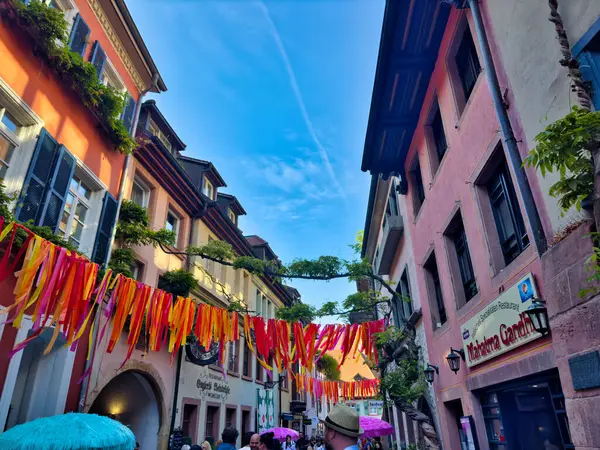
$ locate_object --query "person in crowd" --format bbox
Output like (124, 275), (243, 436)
(296, 433), (309, 450)
(283, 435), (296, 450)
(306, 439), (314, 450)
(190, 445), (202, 450)
(273, 438), (281, 450)
(373, 439), (382, 450)
(259, 432), (276, 450)
(200, 441), (212, 450)
(135, 443), (140, 450)
(182, 445), (191, 450)
(240, 432), (255, 450)
(220, 427), (239, 450)
(316, 438), (325, 450)
(250, 434), (260, 450)
(215, 440), (223, 450)
(319, 404), (363, 450)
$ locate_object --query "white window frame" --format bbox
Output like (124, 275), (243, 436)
(59, 162), (105, 257)
(148, 118), (172, 152)
(228, 208), (236, 224)
(0, 108), (21, 178)
(0, 77), (43, 201)
(131, 175), (150, 209)
(43, 0), (78, 37)
(166, 208), (180, 247)
(202, 176), (214, 200)
(101, 58), (127, 93)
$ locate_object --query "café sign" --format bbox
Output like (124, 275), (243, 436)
(462, 273), (542, 368)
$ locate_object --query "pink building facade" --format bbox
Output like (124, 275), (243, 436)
(361, 1), (600, 449)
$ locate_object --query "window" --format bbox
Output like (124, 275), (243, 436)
(399, 269), (413, 318)
(226, 407), (236, 429)
(577, 28), (600, 110)
(486, 163), (529, 265)
(100, 59), (126, 93)
(424, 252), (446, 329)
(182, 404), (198, 443)
(256, 353), (263, 381)
(387, 184), (399, 217)
(130, 260), (144, 281)
(148, 119), (172, 152)
(228, 340), (239, 373)
(68, 14), (90, 57)
(431, 104), (447, 162)
(451, 219), (477, 302)
(455, 25), (481, 102)
(165, 209), (180, 246)
(228, 208), (237, 225)
(131, 176), (150, 208)
(205, 405), (220, 442)
(242, 337), (251, 377)
(0, 107), (19, 178)
(411, 158), (425, 214)
(47, 0), (78, 30)
(57, 174), (94, 249)
(202, 177), (214, 200)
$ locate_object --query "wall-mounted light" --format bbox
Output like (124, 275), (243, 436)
(424, 364), (439, 383)
(524, 299), (550, 336)
(446, 348), (465, 374)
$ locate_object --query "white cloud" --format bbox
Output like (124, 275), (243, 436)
(256, 1), (346, 200)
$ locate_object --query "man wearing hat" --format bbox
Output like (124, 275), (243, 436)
(320, 404), (363, 450)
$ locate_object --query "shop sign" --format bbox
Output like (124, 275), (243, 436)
(196, 371), (231, 401)
(461, 274), (542, 367)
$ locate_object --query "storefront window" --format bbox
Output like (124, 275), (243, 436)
(480, 375), (573, 449)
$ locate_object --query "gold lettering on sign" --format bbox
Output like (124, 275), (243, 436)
(86, 0), (146, 92)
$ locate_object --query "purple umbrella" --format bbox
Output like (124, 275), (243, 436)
(261, 427), (300, 441)
(359, 416), (394, 438)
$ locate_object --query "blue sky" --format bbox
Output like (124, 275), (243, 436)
(128, 0), (384, 322)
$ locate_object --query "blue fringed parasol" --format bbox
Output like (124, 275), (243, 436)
(0, 413), (135, 450)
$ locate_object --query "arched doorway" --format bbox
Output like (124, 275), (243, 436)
(89, 371), (161, 449)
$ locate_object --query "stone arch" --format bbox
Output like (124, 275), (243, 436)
(86, 360), (170, 450)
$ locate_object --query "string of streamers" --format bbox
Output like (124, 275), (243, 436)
(0, 222), (385, 377)
(294, 374), (380, 403)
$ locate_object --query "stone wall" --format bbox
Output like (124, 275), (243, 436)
(542, 221), (600, 450)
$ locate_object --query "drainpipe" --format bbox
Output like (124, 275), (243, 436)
(77, 73), (159, 413)
(466, 0), (547, 255)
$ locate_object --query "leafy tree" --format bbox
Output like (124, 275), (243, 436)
(316, 353), (341, 381)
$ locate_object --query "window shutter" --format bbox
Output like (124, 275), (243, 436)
(90, 41), (107, 79)
(16, 129), (61, 224)
(579, 51), (600, 110)
(68, 13), (90, 57)
(121, 95), (136, 133)
(39, 146), (76, 231)
(92, 192), (119, 265)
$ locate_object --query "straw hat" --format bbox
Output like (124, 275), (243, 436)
(320, 404), (363, 438)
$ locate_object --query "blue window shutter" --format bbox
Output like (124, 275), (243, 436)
(90, 41), (107, 79)
(39, 147), (76, 232)
(68, 13), (90, 57)
(92, 192), (119, 265)
(579, 50), (600, 110)
(121, 95), (136, 133)
(16, 129), (61, 224)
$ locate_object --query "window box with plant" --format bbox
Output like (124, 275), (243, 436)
(0, 0), (137, 154)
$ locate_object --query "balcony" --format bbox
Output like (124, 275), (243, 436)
(375, 214), (404, 275)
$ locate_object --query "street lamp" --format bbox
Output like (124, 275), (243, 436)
(424, 364), (439, 383)
(524, 299), (550, 336)
(446, 348), (465, 374)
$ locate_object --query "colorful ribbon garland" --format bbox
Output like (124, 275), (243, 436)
(0, 222), (386, 377)
(294, 374), (380, 403)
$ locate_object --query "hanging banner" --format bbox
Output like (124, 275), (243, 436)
(461, 273), (543, 367)
(257, 388), (275, 433)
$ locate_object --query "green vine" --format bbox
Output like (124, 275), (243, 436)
(158, 269), (198, 298)
(12, 0), (136, 154)
(380, 357), (426, 406)
(524, 106), (600, 213)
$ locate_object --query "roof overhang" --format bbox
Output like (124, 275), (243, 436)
(135, 135), (204, 216)
(361, 0), (451, 178)
(99, 0), (167, 93)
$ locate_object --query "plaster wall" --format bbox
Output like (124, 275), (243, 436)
(485, 1), (600, 234)
(401, 8), (554, 450)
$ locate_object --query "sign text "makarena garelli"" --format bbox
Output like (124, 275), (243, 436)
(462, 274), (542, 368)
